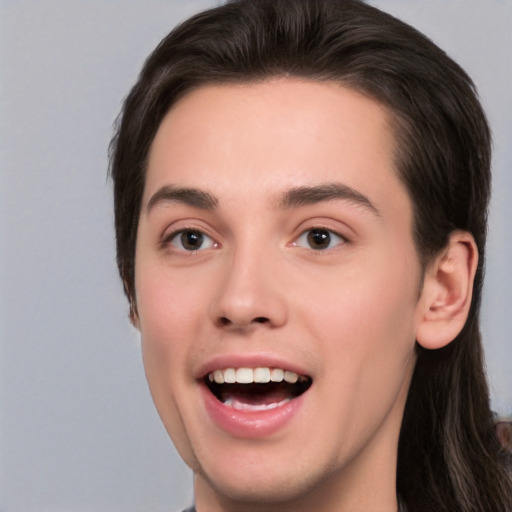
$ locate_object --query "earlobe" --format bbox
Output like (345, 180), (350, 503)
(416, 231), (478, 350)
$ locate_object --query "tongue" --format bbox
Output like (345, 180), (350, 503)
(220, 383), (293, 410)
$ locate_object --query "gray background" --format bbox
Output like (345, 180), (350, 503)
(0, 1), (510, 511)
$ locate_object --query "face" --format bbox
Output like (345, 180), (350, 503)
(134, 80), (426, 511)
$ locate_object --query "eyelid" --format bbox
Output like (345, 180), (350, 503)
(292, 227), (347, 251)
(290, 214), (352, 243)
(160, 226), (219, 252)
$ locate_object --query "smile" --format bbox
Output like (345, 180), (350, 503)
(204, 367), (312, 412)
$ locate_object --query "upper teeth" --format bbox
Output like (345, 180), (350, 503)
(208, 367), (303, 385)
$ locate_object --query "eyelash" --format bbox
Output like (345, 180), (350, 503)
(161, 228), (217, 252)
(160, 226), (347, 253)
(292, 227), (347, 251)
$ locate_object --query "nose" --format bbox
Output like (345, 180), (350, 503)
(209, 246), (288, 331)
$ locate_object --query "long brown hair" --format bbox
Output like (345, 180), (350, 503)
(109, 1), (512, 509)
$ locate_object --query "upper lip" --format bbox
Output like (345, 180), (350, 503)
(194, 353), (311, 381)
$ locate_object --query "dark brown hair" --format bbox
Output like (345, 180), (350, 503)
(109, 1), (512, 510)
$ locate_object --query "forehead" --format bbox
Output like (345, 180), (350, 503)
(145, 79), (410, 221)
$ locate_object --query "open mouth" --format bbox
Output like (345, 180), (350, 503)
(204, 367), (312, 411)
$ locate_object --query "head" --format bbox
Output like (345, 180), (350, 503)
(109, 1), (506, 511)
(111, 0), (490, 325)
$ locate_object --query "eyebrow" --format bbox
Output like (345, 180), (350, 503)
(146, 185), (219, 213)
(278, 183), (381, 216)
(145, 182), (380, 216)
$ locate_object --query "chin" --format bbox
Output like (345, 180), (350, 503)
(190, 439), (345, 511)
(198, 467), (329, 509)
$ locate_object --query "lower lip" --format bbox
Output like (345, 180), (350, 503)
(201, 384), (306, 439)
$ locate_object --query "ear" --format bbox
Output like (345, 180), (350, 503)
(416, 231), (478, 350)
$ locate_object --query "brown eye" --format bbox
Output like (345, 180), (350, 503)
(307, 229), (331, 249)
(294, 228), (346, 250)
(169, 229), (215, 251)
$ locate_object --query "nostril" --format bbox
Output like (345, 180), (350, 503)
(217, 316), (270, 327)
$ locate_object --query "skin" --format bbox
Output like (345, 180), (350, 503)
(133, 79), (471, 512)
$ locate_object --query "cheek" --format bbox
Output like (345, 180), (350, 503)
(135, 262), (221, 407)
(134, 267), (199, 409)
(135, 267), (207, 466)
(137, 264), (208, 343)
(300, 252), (420, 372)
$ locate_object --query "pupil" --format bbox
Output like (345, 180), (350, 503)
(307, 229), (330, 249)
(181, 230), (203, 250)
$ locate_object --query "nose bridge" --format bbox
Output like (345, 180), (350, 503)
(210, 237), (287, 329)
